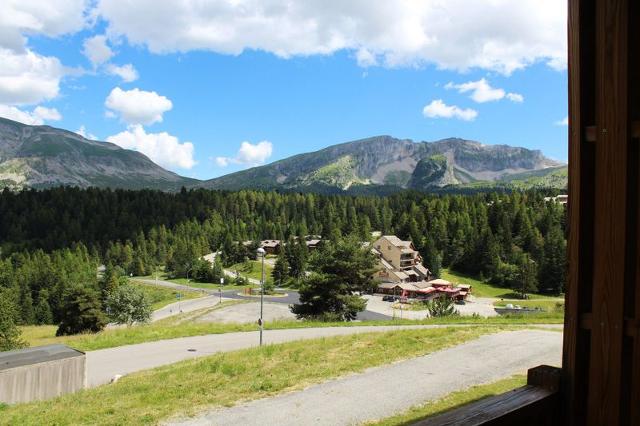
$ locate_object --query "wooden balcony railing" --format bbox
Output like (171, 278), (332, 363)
(412, 365), (561, 426)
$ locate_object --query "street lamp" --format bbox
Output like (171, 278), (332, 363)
(256, 247), (266, 346)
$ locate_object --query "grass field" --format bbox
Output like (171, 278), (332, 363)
(442, 269), (564, 300)
(229, 259), (274, 284)
(367, 375), (526, 425)
(0, 327), (506, 425)
(133, 281), (202, 310)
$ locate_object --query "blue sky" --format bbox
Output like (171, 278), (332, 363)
(0, 1), (568, 180)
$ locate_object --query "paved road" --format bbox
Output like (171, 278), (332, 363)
(168, 329), (562, 426)
(136, 278), (392, 321)
(87, 325), (447, 387)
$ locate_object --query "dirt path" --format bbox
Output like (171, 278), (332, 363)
(167, 329), (562, 426)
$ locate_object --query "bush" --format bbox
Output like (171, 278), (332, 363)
(426, 296), (458, 317)
(56, 286), (107, 336)
(105, 282), (152, 326)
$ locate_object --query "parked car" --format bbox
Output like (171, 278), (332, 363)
(382, 295), (395, 302)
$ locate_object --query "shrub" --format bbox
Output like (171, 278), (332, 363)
(105, 282), (152, 326)
(426, 296), (458, 317)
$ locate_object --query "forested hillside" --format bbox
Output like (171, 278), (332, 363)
(0, 187), (566, 326)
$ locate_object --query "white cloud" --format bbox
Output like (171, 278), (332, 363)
(355, 48), (377, 67)
(216, 140), (273, 167)
(555, 116), (568, 126)
(214, 156), (229, 167)
(105, 87), (172, 125)
(445, 78), (524, 103)
(106, 63), (139, 82)
(76, 125), (98, 140)
(0, 0), (88, 51)
(0, 48), (64, 105)
(106, 124), (195, 169)
(506, 92), (524, 103)
(422, 99), (477, 121)
(97, 0), (566, 74)
(82, 35), (114, 67)
(0, 104), (61, 125)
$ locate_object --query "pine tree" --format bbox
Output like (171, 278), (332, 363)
(34, 290), (53, 325)
(56, 286), (107, 336)
(291, 237), (377, 321)
(0, 289), (27, 351)
(538, 225), (566, 294)
(421, 237), (442, 278)
(272, 251), (289, 287)
(517, 254), (539, 298)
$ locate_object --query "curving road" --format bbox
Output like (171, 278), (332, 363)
(168, 329), (562, 426)
(88, 325), (431, 387)
(135, 278), (391, 321)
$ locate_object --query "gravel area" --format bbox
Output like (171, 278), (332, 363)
(167, 329), (562, 426)
(195, 301), (296, 324)
(363, 295), (498, 318)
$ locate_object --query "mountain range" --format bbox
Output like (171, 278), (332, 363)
(0, 117), (196, 191)
(0, 118), (566, 194)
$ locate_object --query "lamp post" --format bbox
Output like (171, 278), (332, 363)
(257, 247), (266, 346)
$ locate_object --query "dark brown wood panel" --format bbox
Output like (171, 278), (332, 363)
(414, 386), (559, 426)
(629, 1), (640, 422)
(586, 0), (629, 424)
(563, 1), (594, 425)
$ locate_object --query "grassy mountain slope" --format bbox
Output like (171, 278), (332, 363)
(201, 135), (566, 193)
(0, 117), (196, 190)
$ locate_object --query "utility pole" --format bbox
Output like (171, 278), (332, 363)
(257, 247), (265, 346)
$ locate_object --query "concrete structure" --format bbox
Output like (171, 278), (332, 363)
(0, 344), (86, 404)
(372, 235), (431, 284)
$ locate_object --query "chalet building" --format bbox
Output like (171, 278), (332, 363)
(305, 239), (321, 251)
(544, 194), (568, 205)
(371, 235), (431, 284)
(378, 278), (471, 302)
(259, 240), (281, 254)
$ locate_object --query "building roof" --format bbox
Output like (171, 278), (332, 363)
(381, 235), (412, 248)
(427, 278), (452, 286)
(458, 284), (472, 289)
(413, 264), (430, 276)
(0, 345), (84, 371)
(379, 258), (394, 270)
(306, 239), (321, 246)
(413, 281), (434, 289)
(260, 240), (281, 248)
(393, 270), (409, 280)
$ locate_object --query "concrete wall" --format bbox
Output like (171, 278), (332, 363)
(0, 355), (86, 404)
